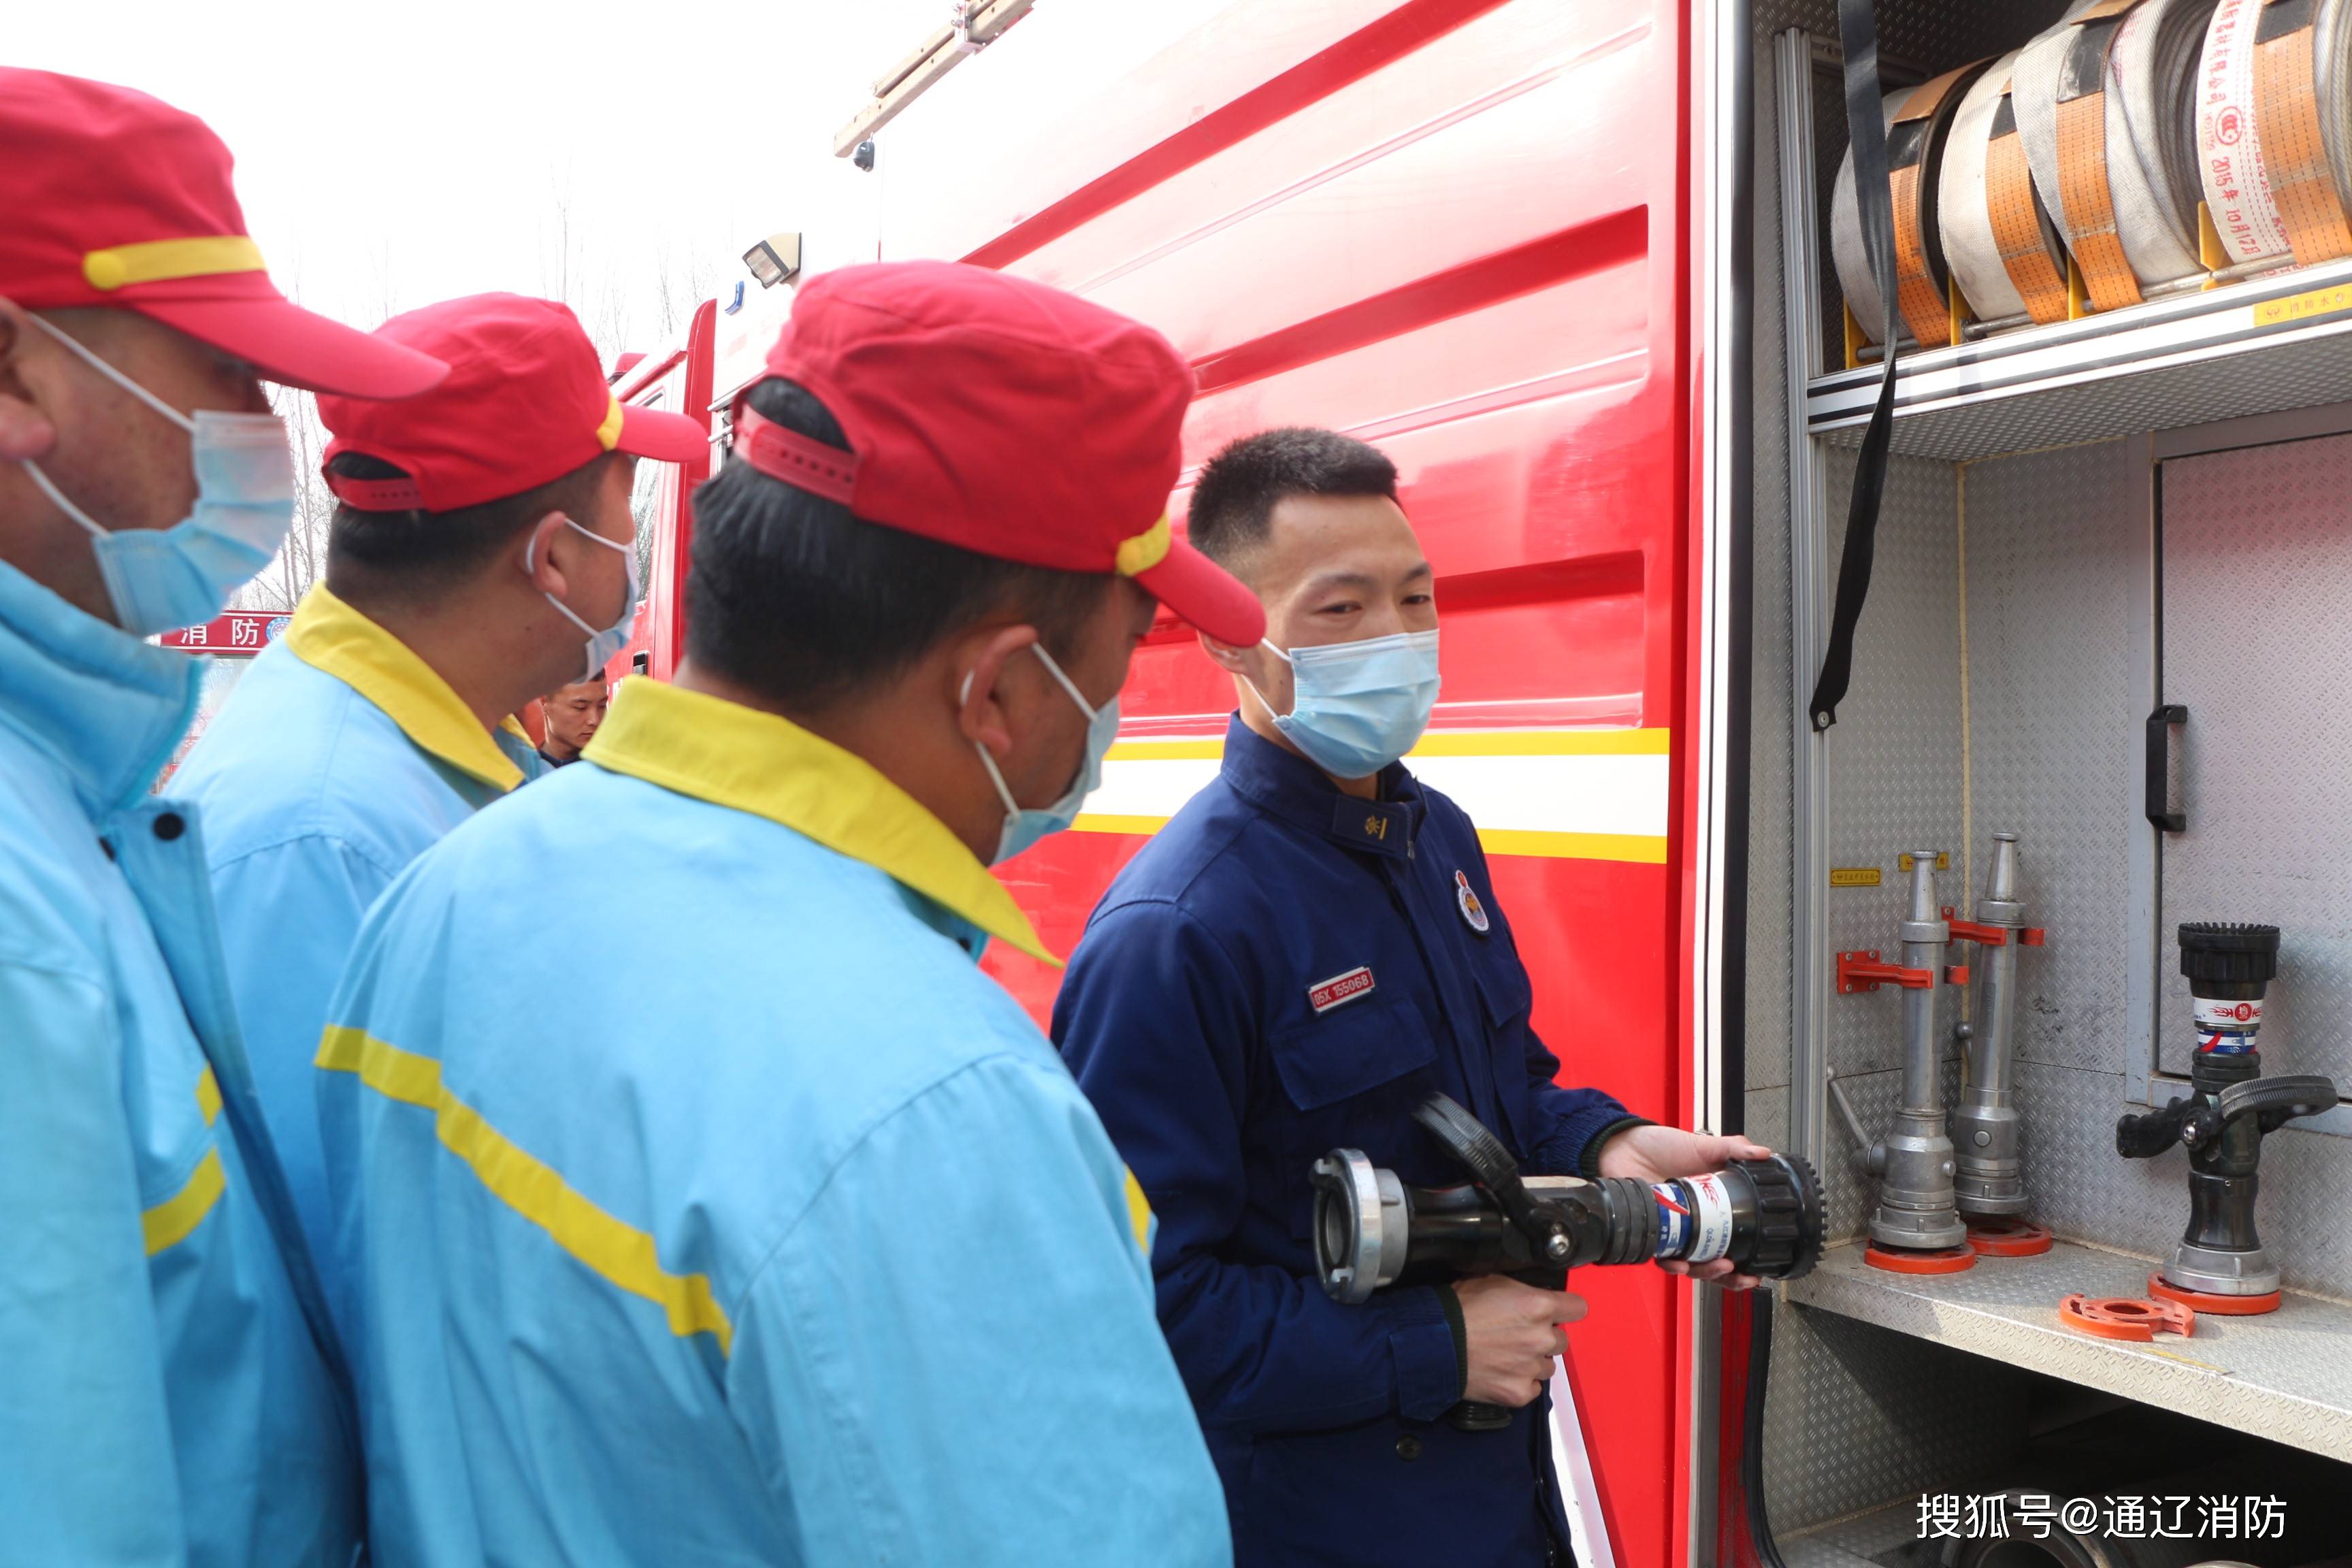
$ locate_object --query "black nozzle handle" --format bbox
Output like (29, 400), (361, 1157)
(2145, 705), (2187, 832)
(2217, 1075), (2340, 1134)
(1413, 1094), (1522, 1193)
(1413, 1094), (1567, 1262)
(1448, 1399), (1515, 1433)
(2116, 1100), (2189, 1159)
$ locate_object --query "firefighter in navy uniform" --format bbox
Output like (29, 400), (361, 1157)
(1054, 429), (1769, 1568)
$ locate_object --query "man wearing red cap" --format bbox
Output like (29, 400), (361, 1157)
(174, 292), (704, 1285)
(312, 261), (1260, 1563)
(0, 69), (444, 1563)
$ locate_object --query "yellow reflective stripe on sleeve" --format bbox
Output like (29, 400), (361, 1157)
(142, 1149), (225, 1256)
(1122, 1167), (1154, 1256)
(82, 235), (266, 292)
(316, 1026), (734, 1354)
(195, 1066), (221, 1126)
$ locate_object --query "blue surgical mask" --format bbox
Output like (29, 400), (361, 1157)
(967, 643), (1120, 865)
(529, 517), (640, 685)
(19, 313), (295, 637)
(1248, 628), (1441, 779)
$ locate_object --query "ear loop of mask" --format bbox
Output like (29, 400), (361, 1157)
(1235, 638), (1293, 716)
(18, 313), (200, 541)
(525, 515), (632, 638)
(962, 643), (1102, 815)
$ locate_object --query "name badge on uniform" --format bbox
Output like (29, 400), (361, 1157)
(1454, 870), (1490, 934)
(1308, 966), (1376, 1014)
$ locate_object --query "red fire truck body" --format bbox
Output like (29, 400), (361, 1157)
(617, 4), (1747, 1563)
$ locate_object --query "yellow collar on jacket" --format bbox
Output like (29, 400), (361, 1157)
(284, 583), (528, 793)
(584, 676), (1056, 966)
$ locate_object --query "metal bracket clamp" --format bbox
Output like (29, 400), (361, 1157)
(1837, 949), (1936, 994)
(1941, 904), (2050, 948)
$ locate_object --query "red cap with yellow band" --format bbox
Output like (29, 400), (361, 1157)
(739, 260), (1265, 649)
(0, 69), (446, 399)
(318, 293), (704, 513)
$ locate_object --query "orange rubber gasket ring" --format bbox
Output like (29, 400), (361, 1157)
(1966, 1216), (2055, 1256)
(2147, 1271), (2282, 1316)
(1865, 1241), (1979, 1274)
(2253, 22), (2352, 264)
(2059, 1292), (2195, 1341)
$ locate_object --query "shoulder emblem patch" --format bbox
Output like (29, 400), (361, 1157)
(1454, 870), (1490, 934)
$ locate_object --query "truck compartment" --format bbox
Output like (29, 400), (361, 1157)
(1747, 0), (2352, 1554)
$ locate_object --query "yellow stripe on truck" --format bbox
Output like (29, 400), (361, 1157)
(1078, 728), (1673, 861)
(1474, 829), (1669, 864)
(316, 1026), (735, 1355)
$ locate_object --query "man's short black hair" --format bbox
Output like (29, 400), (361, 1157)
(1186, 427), (1399, 572)
(684, 376), (1111, 714)
(325, 451), (621, 604)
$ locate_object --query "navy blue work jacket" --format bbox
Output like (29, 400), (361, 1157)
(1055, 717), (1642, 1568)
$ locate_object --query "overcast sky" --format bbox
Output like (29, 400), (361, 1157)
(16, 0), (964, 352)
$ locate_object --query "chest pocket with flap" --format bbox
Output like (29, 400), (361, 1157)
(1267, 994), (1438, 1241)
(1469, 947), (1533, 1032)
(1269, 993), (1437, 1111)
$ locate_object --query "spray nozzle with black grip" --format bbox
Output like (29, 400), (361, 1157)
(2119, 922), (2340, 1303)
(1312, 1094), (1825, 1433)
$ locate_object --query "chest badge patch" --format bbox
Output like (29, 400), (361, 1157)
(1308, 966), (1376, 1014)
(1454, 870), (1491, 934)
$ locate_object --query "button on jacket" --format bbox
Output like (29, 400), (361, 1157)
(0, 563), (359, 1564)
(316, 677), (1230, 1566)
(174, 582), (543, 1276)
(1054, 717), (1643, 1568)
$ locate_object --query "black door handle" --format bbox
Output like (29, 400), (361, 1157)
(2146, 704), (2187, 832)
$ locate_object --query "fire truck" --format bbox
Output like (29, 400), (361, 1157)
(616, 3), (2352, 1564)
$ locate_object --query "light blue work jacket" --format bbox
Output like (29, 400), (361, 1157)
(0, 562), (360, 1564)
(174, 583), (542, 1277)
(316, 676), (1229, 1566)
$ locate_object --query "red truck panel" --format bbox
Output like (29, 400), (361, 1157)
(879, 2), (1697, 1563)
(612, 301), (717, 683)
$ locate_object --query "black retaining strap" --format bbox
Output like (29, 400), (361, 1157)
(1809, 0), (1901, 732)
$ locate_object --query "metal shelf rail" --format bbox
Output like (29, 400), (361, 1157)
(1804, 258), (2352, 463)
(1785, 1240), (2352, 1465)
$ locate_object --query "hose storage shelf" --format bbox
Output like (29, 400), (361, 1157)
(1785, 1239), (2352, 1463)
(1806, 253), (2352, 460)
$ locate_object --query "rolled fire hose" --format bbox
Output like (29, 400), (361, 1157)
(1831, 62), (1993, 348)
(2198, 0), (2352, 270)
(2015, 0), (2218, 311)
(1940, 51), (2077, 327)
